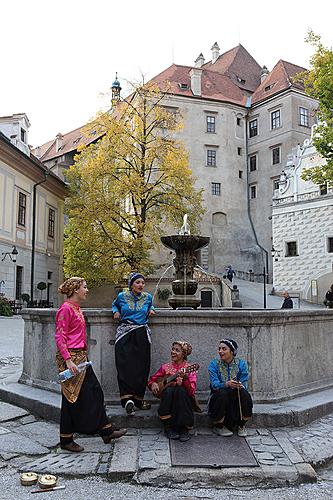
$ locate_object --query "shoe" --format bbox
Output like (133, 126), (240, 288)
(60, 441), (84, 452)
(125, 400), (135, 415)
(213, 426), (233, 437)
(137, 400), (151, 410)
(238, 426), (247, 437)
(164, 428), (180, 440)
(179, 430), (190, 442)
(102, 428), (127, 442)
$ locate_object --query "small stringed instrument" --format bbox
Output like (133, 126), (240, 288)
(156, 363), (200, 398)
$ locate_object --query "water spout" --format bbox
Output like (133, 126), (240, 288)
(152, 264), (174, 302)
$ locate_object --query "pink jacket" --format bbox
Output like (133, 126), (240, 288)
(148, 361), (197, 397)
(55, 301), (87, 361)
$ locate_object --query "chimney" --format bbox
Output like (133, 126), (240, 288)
(55, 133), (63, 152)
(194, 53), (205, 68)
(34, 146), (41, 159)
(190, 68), (202, 96)
(260, 65), (269, 83)
(211, 42), (220, 64)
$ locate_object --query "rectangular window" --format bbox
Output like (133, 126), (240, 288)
(207, 149), (217, 166)
(211, 182), (221, 196)
(320, 184), (328, 195)
(20, 128), (26, 143)
(237, 147), (242, 155)
(286, 241), (298, 257)
(250, 185), (257, 199)
(273, 178), (280, 192)
(299, 107), (309, 127)
(328, 237), (333, 253)
(237, 117), (241, 126)
(249, 155), (257, 172)
(48, 208), (55, 238)
(272, 147), (280, 165)
(18, 192), (26, 227)
(271, 109), (281, 129)
(249, 119), (258, 137)
(206, 116), (216, 133)
(239, 170), (243, 179)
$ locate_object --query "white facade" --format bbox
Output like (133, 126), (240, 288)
(272, 127), (333, 303)
(0, 114), (31, 156)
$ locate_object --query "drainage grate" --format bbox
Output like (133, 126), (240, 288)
(170, 435), (258, 468)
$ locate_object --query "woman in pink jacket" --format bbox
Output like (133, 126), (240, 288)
(56, 277), (126, 452)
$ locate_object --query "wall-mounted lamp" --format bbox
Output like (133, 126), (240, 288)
(1, 246), (18, 263)
(271, 245), (280, 262)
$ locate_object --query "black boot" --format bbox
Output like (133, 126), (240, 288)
(164, 422), (180, 439)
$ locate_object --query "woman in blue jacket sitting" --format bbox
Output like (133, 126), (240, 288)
(208, 338), (253, 437)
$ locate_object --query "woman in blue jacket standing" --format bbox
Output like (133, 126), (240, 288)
(112, 272), (155, 415)
(208, 338), (252, 437)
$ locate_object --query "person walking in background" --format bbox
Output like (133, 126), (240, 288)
(56, 277), (127, 452)
(281, 290), (293, 309)
(208, 338), (252, 437)
(148, 341), (198, 442)
(112, 272), (155, 415)
(226, 265), (236, 283)
(324, 284), (333, 308)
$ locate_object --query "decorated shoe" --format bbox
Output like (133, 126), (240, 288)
(237, 426), (247, 437)
(125, 400), (135, 416)
(213, 426), (233, 437)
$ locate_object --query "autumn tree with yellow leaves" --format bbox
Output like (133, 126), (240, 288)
(64, 82), (204, 285)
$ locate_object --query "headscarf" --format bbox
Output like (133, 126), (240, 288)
(128, 272), (145, 289)
(220, 338), (238, 356)
(173, 340), (192, 360)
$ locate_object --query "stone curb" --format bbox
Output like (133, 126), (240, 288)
(1, 383), (333, 428)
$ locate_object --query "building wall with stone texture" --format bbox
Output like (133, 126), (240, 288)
(248, 91), (317, 277)
(163, 94), (261, 276)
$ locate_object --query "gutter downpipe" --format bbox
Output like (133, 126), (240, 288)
(244, 97), (269, 309)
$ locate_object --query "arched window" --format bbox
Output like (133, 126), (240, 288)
(212, 212), (227, 226)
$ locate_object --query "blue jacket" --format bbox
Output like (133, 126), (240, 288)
(112, 291), (154, 325)
(208, 357), (249, 390)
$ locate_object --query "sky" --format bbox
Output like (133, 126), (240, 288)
(1, 0), (332, 147)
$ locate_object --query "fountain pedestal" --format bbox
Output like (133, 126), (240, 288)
(160, 235), (210, 309)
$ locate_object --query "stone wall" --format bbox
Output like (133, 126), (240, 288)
(20, 308), (333, 404)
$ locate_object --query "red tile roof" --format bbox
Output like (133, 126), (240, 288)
(33, 124), (100, 162)
(251, 60), (306, 104)
(152, 63), (248, 106)
(202, 44), (262, 92)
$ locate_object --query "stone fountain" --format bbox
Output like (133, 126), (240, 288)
(160, 215), (210, 309)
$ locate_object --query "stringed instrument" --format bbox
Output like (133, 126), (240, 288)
(156, 363), (200, 398)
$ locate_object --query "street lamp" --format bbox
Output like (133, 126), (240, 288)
(1, 246), (18, 263)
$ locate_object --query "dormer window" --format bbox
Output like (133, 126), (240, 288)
(265, 83), (274, 92)
(237, 77), (246, 84)
(21, 128), (26, 143)
(179, 83), (189, 90)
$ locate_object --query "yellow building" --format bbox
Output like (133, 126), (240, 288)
(0, 116), (67, 307)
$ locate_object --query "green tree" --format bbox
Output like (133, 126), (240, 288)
(301, 31), (333, 185)
(64, 81), (204, 285)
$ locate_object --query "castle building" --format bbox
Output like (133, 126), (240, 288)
(35, 43), (318, 280)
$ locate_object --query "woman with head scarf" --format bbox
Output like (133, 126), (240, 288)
(208, 338), (253, 437)
(148, 340), (198, 442)
(112, 272), (155, 415)
(56, 277), (127, 452)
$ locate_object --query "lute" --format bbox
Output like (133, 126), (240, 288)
(156, 363), (199, 398)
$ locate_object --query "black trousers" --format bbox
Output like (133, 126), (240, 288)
(158, 386), (194, 430)
(60, 366), (112, 444)
(115, 326), (150, 408)
(208, 387), (253, 429)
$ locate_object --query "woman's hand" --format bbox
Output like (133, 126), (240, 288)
(179, 367), (187, 379)
(65, 359), (79, 375)
(226, 379), (243, 389)
(148, 309), (155, 317)
(113, 312), (120, 319)
(151, 382), (159, 395)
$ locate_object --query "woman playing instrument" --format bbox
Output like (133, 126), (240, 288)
(56, 277), (127, 452)
(112, 272), (155, 415)
(208, 338), (253, 437)
(148, 341), (197, 442)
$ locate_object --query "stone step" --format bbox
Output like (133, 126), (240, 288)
(0, 382), (333, 428)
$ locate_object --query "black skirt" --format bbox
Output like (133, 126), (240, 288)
(60, 365), (110, 443)
(208, 387), (253, 429)
(115, 325), (151, 408)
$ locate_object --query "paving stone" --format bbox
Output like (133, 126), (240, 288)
(139, 433), (170, 470)
(13, 421), (59, 448)
(277, 458), (291, 466)
(19, 415), (37, 425)
(0, 452), (19, 460)
(141, 429), (162, 435)
(0, 433), (48, 455)
(272, 432), (305, 464)
(108, 435), (138, 477)
(21, 452), (100, 475)
(258, 458), (276, 465)
(257, 428), (270, 435)
(97, 462), (108, 474)
(255, 452), (275, 460)
(0, 402), (28, 422)
(73, 436), (113, 453)
(0, 427), (11, 435)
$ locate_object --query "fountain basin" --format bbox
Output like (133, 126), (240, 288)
(161, 235), (210, 252)
(172, 279), (198, 296)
